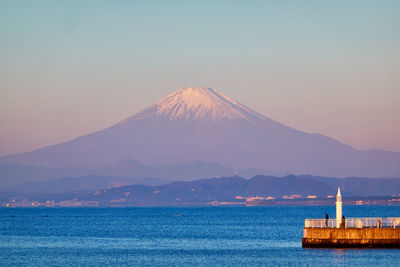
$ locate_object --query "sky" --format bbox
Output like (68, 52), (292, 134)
(0, 0), (399, 156)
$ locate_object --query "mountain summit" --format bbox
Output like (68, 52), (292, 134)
(1, 87), (399, 177)
(129, 87), (263, 121)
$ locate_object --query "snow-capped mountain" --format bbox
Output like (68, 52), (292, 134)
(131, 87), (264, 121)
(1, 87), (399, 178)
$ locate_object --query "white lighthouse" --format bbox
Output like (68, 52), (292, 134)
(336, 187), (342, 228)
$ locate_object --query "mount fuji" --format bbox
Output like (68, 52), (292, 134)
(1, 87), (399, 178)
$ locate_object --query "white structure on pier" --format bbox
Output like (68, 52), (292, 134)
(336, 187), (342, 228)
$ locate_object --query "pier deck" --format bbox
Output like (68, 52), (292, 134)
(302, 218), (400, 248)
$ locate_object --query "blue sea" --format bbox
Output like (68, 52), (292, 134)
(1, 206), (400, 266)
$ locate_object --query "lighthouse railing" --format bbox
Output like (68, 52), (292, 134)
(305, 217), (400, 229)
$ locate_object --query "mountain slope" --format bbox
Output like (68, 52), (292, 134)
(0, 87), (399, 177)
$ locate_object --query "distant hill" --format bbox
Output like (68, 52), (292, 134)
(77, 175), (400, 204)
(0, 163), (89, 187)
(1, 175), (169, 194)
(0, 160), (247, 187)
(3, 175), (399, 205)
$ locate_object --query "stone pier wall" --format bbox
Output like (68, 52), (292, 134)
(302, 228), (400, 248)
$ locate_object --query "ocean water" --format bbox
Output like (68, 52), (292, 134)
(1, 206), (400, 266)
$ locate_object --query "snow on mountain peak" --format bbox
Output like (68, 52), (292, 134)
(148, 87), (262, 121)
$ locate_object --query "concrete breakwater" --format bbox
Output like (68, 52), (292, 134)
(302, 188), (400, 248)
(302, 227), (400, 248)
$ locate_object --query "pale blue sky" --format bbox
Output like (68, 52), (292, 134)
(1, 0), (399, 155)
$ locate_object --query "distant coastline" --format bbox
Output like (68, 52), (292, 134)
(2, 174), (400, 208)
(3, 194), (400, 208)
